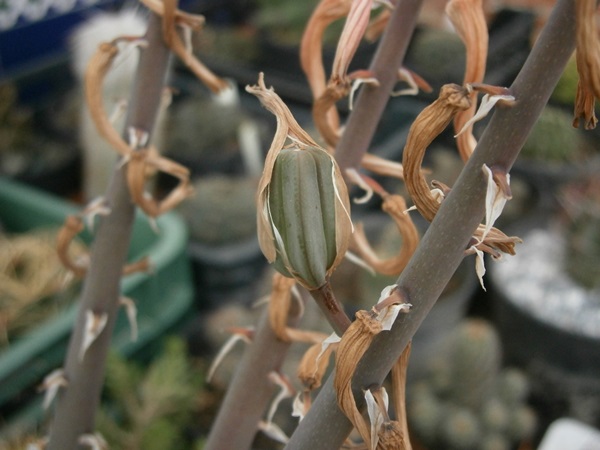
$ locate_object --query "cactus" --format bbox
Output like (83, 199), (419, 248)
(407, 319), (536, 450)
(440, 406), (482, 450)
(445, 319), (502, 409)
(177, 175), (259, 245)
(563, 179), (600, 290)
(521, 105), (592, 163)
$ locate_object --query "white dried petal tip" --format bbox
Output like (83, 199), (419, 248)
(258, 420), (290, 444)
(39, 369), (68, 410)
(266, 371), (295, 424)
(292, 392), (307, 421)
(79, 310), (108, 362)
(455, 93), (516, 137)
(349, 77), (380, 110)
(206, 328), (253, 383)
(346, 168), (373, 204)
(78, 432), (108, 450)
(82, 197), (111, 231)
(392, 68), (419, 97)
(470, 245), (487, 291)
(376, 285), (411, 331)
(365, 387), (389, 450)
(482, 164), (510, 240)
(119, 296), (138, 342)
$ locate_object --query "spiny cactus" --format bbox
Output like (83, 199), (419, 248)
(445, 319), (502, 409)
(521, 105), (592, 163)
(407, 319), (537, 450)
(563, 179), (600, 290)
(177, 175), (259, 245)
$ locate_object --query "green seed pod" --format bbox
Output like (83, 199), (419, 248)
(260, 146), (352, 290)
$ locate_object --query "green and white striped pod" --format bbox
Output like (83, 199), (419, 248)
(263, 146), (352, 290)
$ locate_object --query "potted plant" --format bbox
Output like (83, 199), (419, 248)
(490, 177), (600, 431)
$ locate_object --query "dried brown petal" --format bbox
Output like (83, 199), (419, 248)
(154, 0), (228, 92)
(334, 310), (383, 447)
(85, 39), (140, 158)
(126, 149), (193, 217)
(300, 0), (352, 133)
(376, 422), (406, 449)
(446, 0), (489, 161)
(57, 215), (88, 278)
(268, 273), (329, 343)
(352, 195), (419, 276)
(297, 342), (334, 390)
(575, 0), (600, 102)
(402, 84), (471, 222)
(390, 343), (412, 450)
(574, 51), (599, 129)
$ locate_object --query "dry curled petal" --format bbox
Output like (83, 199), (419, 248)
(402, 84), (471, 222)
(126, 149), (193, 217)
(85, 38), (143, 158)
(352, 194), (419, 276)
(297, 341), (334, 391)
(301, 0), (352, 134)
(268, 273), (329, 344)
(334, 310), (383, 447)
(57, 215), (88, 278)
(142, 0), (228, 92)
(574, 51), (599, 129)
(446, 0), (489, 160)
(575, 0), (600, 104)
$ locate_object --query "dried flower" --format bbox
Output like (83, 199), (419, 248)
(574, 0), (600, 127)
(334, 287), (410, 449)
(352, 189), (420, 276)
(402, 83), (472, 222)
(446, 0), (489, 160)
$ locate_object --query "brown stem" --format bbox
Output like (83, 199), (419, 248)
(309, 281), (352, 336)
(203, 295), (303, 450)
(46, 15), (171, 450)
(285, 0), (577, 447)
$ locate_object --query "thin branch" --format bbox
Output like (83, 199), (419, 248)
(285, 0), (577, 446)
(203, 295), (304, 450)
(46, 15), (171, 450)
(335, 0), (424, 174)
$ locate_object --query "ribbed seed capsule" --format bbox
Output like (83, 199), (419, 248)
(265, 146), (351, 290)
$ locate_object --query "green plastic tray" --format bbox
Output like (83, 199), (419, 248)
(0, 177), (194, 427)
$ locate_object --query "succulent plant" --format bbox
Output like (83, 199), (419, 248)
(520, 105), (592, 163)
(445, 319), (502, 409)
(407, 319), (537, 449)
(177, 175), (259, 245)
(562, 179), (600, 290)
